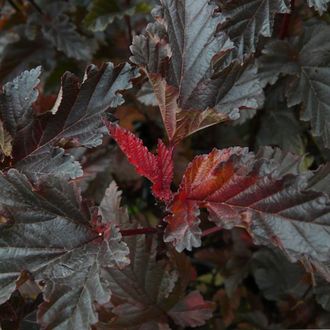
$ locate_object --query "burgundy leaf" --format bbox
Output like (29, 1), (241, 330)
(0, 171), (130, 329)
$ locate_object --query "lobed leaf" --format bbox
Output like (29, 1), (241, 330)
(83, 0), (136, 32)
(218, 0), (290, 57)
(0, 63), (138, 182)
(258, 23), (330, 148)
(0, 172), (130, 330)
(27, 2), (94, 61)
(107, 123), (173, 201)
(98, 235), (213, 329)
(164, 147), (330, 282)
(130, 0), (264, 143)
(0, 66), (41, 136)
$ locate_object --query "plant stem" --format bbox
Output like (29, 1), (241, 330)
(279, 0), (295, 39)
(120, 227), (158, 236)
(202, 226), (222, 237)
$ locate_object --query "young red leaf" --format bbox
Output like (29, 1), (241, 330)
(164, 147), (330, 281)
(106, 122), (173, 202)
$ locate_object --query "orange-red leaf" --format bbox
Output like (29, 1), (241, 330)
(106, 122), (173, 202)
(164, 146), (330, 282)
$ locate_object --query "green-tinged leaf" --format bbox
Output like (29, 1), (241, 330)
(84, 0), (135, 32)
(258, 23), (330, 148)
(0, 170), (130, 330)
(218, 0), (290, 57)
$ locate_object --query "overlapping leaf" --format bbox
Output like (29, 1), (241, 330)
(168, 291), (214, 327)
(258, 23), (330, 148)
(0, 33), (55, 84)
(98, 234), (213, 329)
(251, 249), (308, 301)
(0, 66), (41, 136)
(27, 2), (93, 61)
(83, 0), (137, 32)
(306, 0), (330, 14)
(164, 147), (330, 281)
(218, 0), (290, 57)
(107, 123), (173, 201)
(0, 64), (138, 181)
(0, 172), (130, 330)
(130, 0), (264, 143)
(308, 163), (330, 197)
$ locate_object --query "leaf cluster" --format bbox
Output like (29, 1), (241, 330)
(0, 0), (330, 329)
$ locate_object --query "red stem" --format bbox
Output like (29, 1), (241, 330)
(279, 0), (295, 40)
(120, 227), (158, 236)
(202, 226), (222, 237)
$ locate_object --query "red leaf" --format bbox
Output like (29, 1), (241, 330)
(164, 146), (330, 278)
(106, 122), (173, 202)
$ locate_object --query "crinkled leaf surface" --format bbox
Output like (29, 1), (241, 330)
(0, 170), (130, 330)
(107, 123), (173, 201)
(0, 66), (41, 136)
(27, 2), (93, 61)
(98, 234), (212, 329)
(130, 0), (264, 142)
(218, 0), (290, 57)
(7, 63), (137, 181)
(258, 23), (330, 148)
(164, 147), (330, 281)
